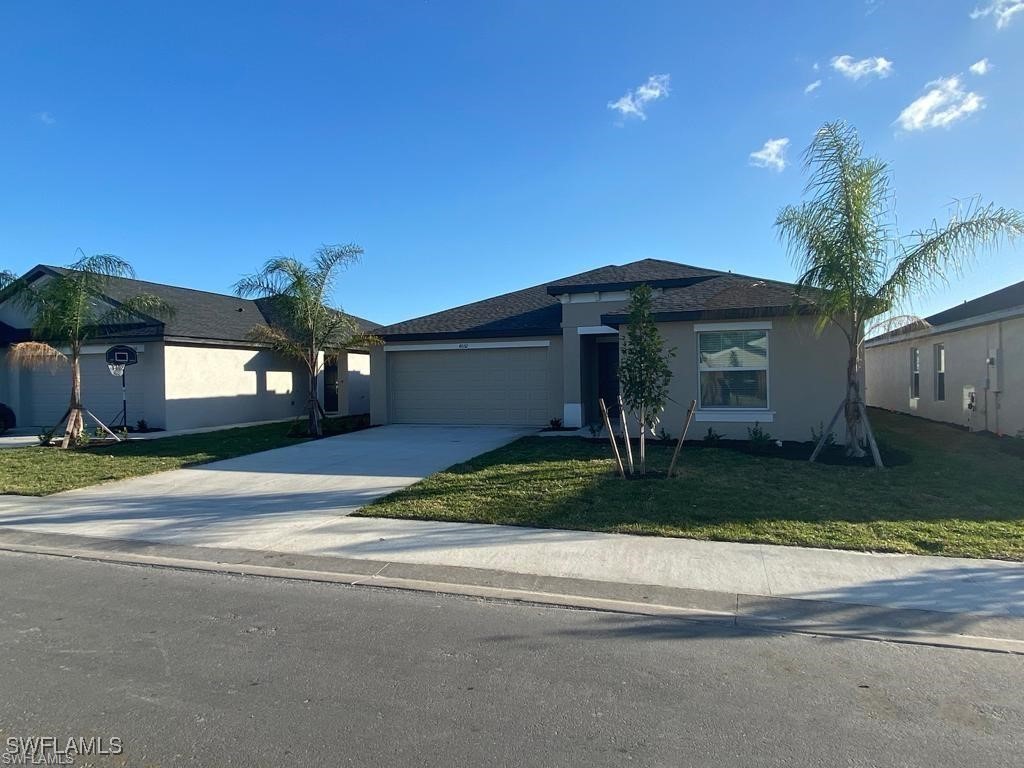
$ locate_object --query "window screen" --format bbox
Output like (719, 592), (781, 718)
(698, 330), (768, 409)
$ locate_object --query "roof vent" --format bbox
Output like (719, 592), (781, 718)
(236, 307), (244, 312)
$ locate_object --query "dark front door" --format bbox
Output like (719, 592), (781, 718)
(597, 342), (620, 416)
(324, 360), (340, 413)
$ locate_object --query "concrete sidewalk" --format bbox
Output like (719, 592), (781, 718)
(0, 421), (1021, 631)
(0, 491), (1020, 620)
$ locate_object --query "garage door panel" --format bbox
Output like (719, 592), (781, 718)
(28, 353), (148, 427)
(389, 347), (549, 425)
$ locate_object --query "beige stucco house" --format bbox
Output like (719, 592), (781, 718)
(370, 259), (849, 442)
(865, 280), (1024, 437)
(0, 265), (376, 431)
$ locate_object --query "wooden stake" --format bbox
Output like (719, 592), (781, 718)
(84, 409), (122, 442)
(60, 408), (81, 449)
(667, 399), (697, 479)
(599, 398), (626, 478)
(809, 399), (845, 463)
(617, 395), (634, 476)
(856, 400), (884, 469)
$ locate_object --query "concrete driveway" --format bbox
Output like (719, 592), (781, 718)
(0, 425), (532, 547)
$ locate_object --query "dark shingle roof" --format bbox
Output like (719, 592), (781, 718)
(376, 281), (564, 340)
(603, 273), (810, 324)
(925, 279), (1024, 327)
(377, 259), (810, 339)
(546, 261), (722, 294)
(5, 265), (379, 346)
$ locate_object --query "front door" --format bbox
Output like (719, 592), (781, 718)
(597, 342), (620, 416)
(324, 360), (340, 413)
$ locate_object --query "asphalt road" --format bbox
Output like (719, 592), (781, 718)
(0, 552), (1021, 767)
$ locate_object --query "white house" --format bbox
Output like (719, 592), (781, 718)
(865, 280), (1024, 437)
(0, 265), (376, 431)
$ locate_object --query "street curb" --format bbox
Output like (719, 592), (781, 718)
(1, 527), (1023, 655)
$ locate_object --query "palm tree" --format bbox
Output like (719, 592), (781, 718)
(234, 244), (376, 437)
(777, 122), (1024, 464)
(7, 252), (173, 447)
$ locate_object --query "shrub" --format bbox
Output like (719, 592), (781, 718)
(703, 427), (723, 445)
(810, 420), (836, 448)
(549, 417), (563, 429)
(747, 422), (774, 453)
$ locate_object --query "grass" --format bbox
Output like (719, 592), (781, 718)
(361, 409), (1024, 560)
(0, 415), (368, 496)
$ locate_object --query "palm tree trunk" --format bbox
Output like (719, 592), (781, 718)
(62, 346), (84, 448)
(307, 368), (322, 437)
(844, 346), (866, 458)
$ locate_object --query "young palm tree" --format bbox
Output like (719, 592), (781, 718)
(777, 122), (1024, 462)
(234, 244), (375, 437)
(7, 252), (173, 447)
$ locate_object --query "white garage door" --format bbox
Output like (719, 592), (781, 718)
(389, 346), (550, 425)
(28, 352), (147, 428)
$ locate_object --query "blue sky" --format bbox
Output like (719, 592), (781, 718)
(1, 1), (1022, 325)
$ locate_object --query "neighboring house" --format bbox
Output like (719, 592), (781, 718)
(370, 259), (848, 441)
(865, 280), (1024, 436)
(0, 265), (378, 431)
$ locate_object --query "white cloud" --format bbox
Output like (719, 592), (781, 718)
(830, 54), (893, 80)
(36, 111), (55, 125)
(804, 79), (822, 94)
(970, 1), (1024, 29)
(969, 58), (991, 75)
(607, 74), (671, 121)
(749, 138), (789, 172)
(896, 76), (984, 131)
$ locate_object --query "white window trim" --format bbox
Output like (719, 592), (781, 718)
(694, 409), (775, 423)
(384, 340), (550, 352)
(696, 329), (770, 411)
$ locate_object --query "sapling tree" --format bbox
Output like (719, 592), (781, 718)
(618, 284), (675, 476)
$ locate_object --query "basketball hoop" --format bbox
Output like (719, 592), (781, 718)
(104, 346), (139, 429)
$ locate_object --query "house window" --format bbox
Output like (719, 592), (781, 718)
(698, 329), (768, 409)
(934, 344), (945, 401)
(910, 347), (920, 399)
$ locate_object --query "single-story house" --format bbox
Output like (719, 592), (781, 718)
(0, 265), (378, 431)
(865, 279), (1024, 436)
(370, 258), (849, 442)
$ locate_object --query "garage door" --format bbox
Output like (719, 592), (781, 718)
(28, 352), (147, 428)
(389, 346), (550, 425)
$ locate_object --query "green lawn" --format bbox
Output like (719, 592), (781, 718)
(361, 410), (1024, 560)
(0, 415), (367, 496)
